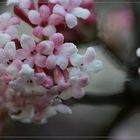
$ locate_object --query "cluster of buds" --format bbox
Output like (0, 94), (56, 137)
(0, 0), (102, 124)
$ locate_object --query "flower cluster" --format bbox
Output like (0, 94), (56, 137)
(0, 0), (102, 124)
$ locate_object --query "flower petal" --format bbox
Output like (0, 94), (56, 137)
(73, 7), (90, 19)
(56, 55), (68, 70)
(34, 54), (46, 68)
(42, 25), (56, 37)
(0, 34), (11, 48)
(4, 41), (16, 60)
(0, 49), (6, 63)
(65, 13), (77, 28)
(16, 49), (30, 60)
(28, 10), (41, 25)
(56, 104), (72, 114)
(46, 55), (57, 69)
(20, 34), (35, 51)
(36, 40), (54, 55)
(53, 4), (66, 16)
(84, 47), (96, 64)
(60, 43), (78, 57)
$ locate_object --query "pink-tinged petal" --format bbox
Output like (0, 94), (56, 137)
(53, 4), (66, 16)
(24, 57), (34, 67)
(48, 14), (64, 26)
(43, 77), (53, 89)
(28, 10), (41, 25)
(46, 55), (57, 69)
(20, 34), (35, 51)
(60, 43), (78, 57)
(84, 47), (96, 64)
(56, 104), (72, 114)
(5, 26), (19, 39)
(4, 41), (16, 59)
(0, 49), (6, 63)
(34, 54), (46, 68)
(16, 49), (30, 60)
(65, 13), (77, 28)
(70, 54), (83, 66)
(9, 16), (20, 25)
(73, 7), (90, 19)
(56, 55), (68, 70)
(36, 41), (54, 55)
(39, 5), (50, 22)
(0, 34), (11, 48)
(12, 59), (22, 70)
(72, 87), (85, 99)
(42, 25), (56, 37)
(54, 67), (65, 84)
(79, 74), (89, 87)
(33, 26), (43, 38)
(50, 33), (64, 47)
(7, 0), (19, 5)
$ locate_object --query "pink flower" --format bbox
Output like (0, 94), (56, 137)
(16, 34), (48, 68)
(46, 42), (78, 70)
(50, 0), (90, 28)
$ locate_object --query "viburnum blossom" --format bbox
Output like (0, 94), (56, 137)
(0, 0), (102, 124)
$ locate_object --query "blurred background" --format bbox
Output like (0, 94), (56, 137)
(0, 0), (140, 140)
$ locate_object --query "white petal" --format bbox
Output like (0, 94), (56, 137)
(70, 53), (83, 66)
(56, 55), (68, 70)
(56, 104), (72, 114)
(34, 54), (46, 68)
(73, 7), (90, 19)
(46, 55), (57, 69)
(19, 64), (34, 77)
(60, 43), (78, 57)
(84, 60), (103, 73)
(5, 26), (19, 39)
(0, 48), (6, 63)
(53, 4), (66, 16)
(0, 33), (11, 48)
(20, 34), (35, 51)
(42, 25), (56, 37)
(4, 41), (16, 59)
(65, 13), (77, 28)
(28, 10), (41, 25)
(84, 47), (96, 64)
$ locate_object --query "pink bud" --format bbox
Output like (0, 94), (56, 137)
(39, 5), (50, 22)
(50, 33), (64, 47)
(33, 26), (43, 38)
